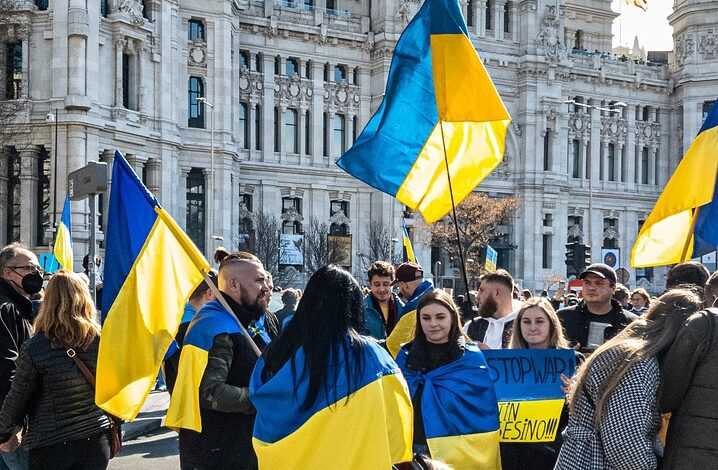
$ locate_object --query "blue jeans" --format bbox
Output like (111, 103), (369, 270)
(1, 447), (28, 470)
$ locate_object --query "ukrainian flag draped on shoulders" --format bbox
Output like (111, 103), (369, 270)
(631, 100), (718, 267)
(336, 0), (511, 223)
(250, 338), (413, 469)
(386, 281), (433, 357)
(396, 344), (501, 470)
(97, 150), (210, 420)
(165, 300), (240, 431)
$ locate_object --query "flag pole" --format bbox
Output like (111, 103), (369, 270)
(680, 207), (700, 262)
(201, 271), (262, 358)
(438, 120), (472, 301)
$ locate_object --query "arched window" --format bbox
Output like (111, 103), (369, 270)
(189, 19), (206, 42)
(188, 77), (205, 128)
(286, 58), (299, 77)
(334, 64), (347, 83)
(284, 108), (298, 153)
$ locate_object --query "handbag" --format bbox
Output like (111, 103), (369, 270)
(64, 346), (123, 458)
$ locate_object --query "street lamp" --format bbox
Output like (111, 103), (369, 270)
(45, 110), (59, 249)
(196, 97), (216, 250)
(563, 99), (626, 251)
(434, 260), (442, 287)
(390, 237), (399, 262)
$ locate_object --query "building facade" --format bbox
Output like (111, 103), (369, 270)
(0, 0), (716, 290)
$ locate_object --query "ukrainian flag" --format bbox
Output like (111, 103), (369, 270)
(397, 345), (501, 470)
(165, 300), (240, 431)
(631, 101), (718, 267)
(53, 197), (73, 271)
(337, 0), (510, 223)
(403, 225), (417, 263)
(96, 150), (210, 420)
(250, 338), (414, 469)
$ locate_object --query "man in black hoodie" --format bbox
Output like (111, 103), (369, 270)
(0, 243), (41, 469)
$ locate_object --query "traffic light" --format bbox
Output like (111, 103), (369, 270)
(565, 242), (579, 275)
(576, 244), (592, 273)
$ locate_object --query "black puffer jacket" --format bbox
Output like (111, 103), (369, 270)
(0, 279), (33, 405)
(0, 333), (110, 449)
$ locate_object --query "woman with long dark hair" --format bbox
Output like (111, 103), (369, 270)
(397, 289), (501, 470)
(555, 288), (703, 470)
(250, 265), (412, 469)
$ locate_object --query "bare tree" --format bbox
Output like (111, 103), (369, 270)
(304, 217), (331, 274)
(367, 220), (392, 263)
(253, 211), (280, 276)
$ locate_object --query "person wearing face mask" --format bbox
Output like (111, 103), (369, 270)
(0, 244), (41, 470)
(176, 255), (271, 470)
(464, 270), (518, 349)
(362, 261), (404, 340)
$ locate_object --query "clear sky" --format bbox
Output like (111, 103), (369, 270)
(611, 0), (674, 51)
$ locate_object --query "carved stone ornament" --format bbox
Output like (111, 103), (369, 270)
(118, 0), (145, 25)
(274, 75), (312, 106)
(281, 207), (304, 223)
(699, 32), (717, 58)
(329, 210), (351, 227)
(567, 224), (583, 241)
(603, 227), (619, 241)
(188, 45), (207, 67)
(536, 6), (565, 62)
(324, 82), (360, 111)
(397, 0), (422, 27)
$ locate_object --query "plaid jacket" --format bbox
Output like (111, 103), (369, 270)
(554, 348), (662, 470)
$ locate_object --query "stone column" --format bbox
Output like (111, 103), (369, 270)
(347, 112), (355, 146)
(650, 146), (658, 186)
(327, 110), (335, 162)
(67, 0), (90, 106)
(248, 101), (257, 155)
(589, 106), (601, 186)
(125, 154), (145, 180)
(494, 0), (503, 40)
(299, 59), (306, 79)
(277, 105), (285, 162)
(138, 45), (147, 113)
(601, 141), (608, 181)
(262, 54), (276, 163)
(298, 106), (306, 160)
(179, 166), (190, 230)
(626, 104), (636, 188)
(20, 37), (29, 99)
(114, 39), (125, 107)
(19, 146), (41, 246)
(477, 0), (486, 36)
(312, 61), (325, 166)
(636, 143), (644, 184)
(556, 112), (568, 174)
(510, 1), (518, 41)
(146, 158), (161, 199)
(580, 139), (588, 179)
(617, 143), (624, 183)
(100, 149), (115, 230)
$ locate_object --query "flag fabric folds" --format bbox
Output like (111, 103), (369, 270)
(97, 150), (210, 420)
(336, 0), (511, 223)
(631, 101), (718, 267)
(165, 301), (240, 431)
(403, 225), (417, 263)
(397, 345), (501, 470)
(250, 338), (413, 469)
(626, 0), (648, 11)
(53, 197), (73, 271)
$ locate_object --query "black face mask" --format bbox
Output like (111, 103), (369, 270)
(21, 271), (43, 296)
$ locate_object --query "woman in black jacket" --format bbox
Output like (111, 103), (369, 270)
(0, 271), (111, 470)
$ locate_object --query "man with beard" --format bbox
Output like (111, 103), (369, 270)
(464, 270), (517, 349)
(179, 256), (271, 470)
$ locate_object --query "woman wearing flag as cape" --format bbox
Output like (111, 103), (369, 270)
(249, 265), (413, 469)
(396, 289), (501, 470)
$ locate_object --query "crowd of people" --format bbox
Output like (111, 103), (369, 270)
(0, 239), (717, 469)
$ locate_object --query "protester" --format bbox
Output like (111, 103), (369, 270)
(273, 288), (299, 326)
(0, 272), (112, 470)
(557, 264), (636, 353)
(521, 289), (532, 302)
(250, 265), (412, 469)
(704, 271), (718, 308)
(250, 271), (280, 351)
(630, 288), (651, 314)
(385, 262), (434, 356)
(0, 244), (40, 470)
(213, 247), (230, 266)
(660, 289), (718, 468)
(163, 271), (217, 395)
(555, 289), (703, 470)
(464, 270), (518, 349)
(396, 289), (501, 469)
(177, 257), (271, 470)
(362, 261), (403, 340)
(612, 283), (631, 310)
(502, 297), (577, 470)
(665, 261), (710, 294)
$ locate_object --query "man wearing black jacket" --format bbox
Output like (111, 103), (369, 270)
(0, 244), (42, 469)
(557, 263), (636, 353)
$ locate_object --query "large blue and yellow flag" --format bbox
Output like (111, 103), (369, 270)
(631, 101), (718, 267)
(97, 150), (210, 420)
(250, 338), (413, 469)
(165, 300), (241, 431)
(397, 345), (501, 470)
(337, 0), (511, 223)
(53, 197), (73, 271)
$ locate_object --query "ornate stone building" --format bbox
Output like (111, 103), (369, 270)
(0, 0), (716, 290)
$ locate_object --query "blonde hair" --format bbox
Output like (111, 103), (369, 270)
(568, 288), (702, 426)
(509, 297), (569, 349)
(34, 271), (101, 350)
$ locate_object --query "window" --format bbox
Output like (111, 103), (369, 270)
(330, 223), (349, 235)
(543, 213), (552, 227)
(467, 0), (474, 26)
(603, 218), (618, 249)
(331, 200), (349, 217)
(186, 168), (206, 254)
(274, 55), (281, 76)
(255, 53), (263, 73)
(282, 197), (302, 215)
(188, 77), (205, 128)
(286, 58), (299, 77)
(238, 217), (255, 252)
(326, 0), (336, 12)
(334, 65), (346, 83)
(353, 67), (359, 85)
(282, 220), (303, 234)
(255, 105), (262, 150)
(241, 193), (253, 212)
(485, 0), (492, 30)
(122, 53), (130, 108)
(642, 106), (650, 121)
(542, 234), (552, 269)
(239, 50), (250, 69)
(574, 30), (583, 50)
(274, 107), (280, 152)
(503, 2), (510, 34)
(585, 145), (591, 179)
(323, 63), (330, 82)
(353, 115), (359, 143)
(5, 42), (22, 100)
(567, 215), (582, 243)
(333, 114), (346, 155)
(240, 103), (249, 150)
(608, 143), (615, 181)
(101, 0), (109, 17)
(36, 150), (51, 247)
(655, 149), (660, 185)
(323, 112), (329, 156)
(641, 147), (649, 184)
(305, 60), (312, 79)
(305, 110), (311, 155)
(635, 220), (653, 281)
(34, 0), (48, 9)
(284, 108), (298, 153)
(572, 139), (580, 178)
(189, 20), (205, 42)
(304, 0), (313, 10)
(543, 130), (551, 171)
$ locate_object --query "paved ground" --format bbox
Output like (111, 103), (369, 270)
(109, 428), (179, 469)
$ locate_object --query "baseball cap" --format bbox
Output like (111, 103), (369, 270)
(393, 262), (424, 284)
(579, 263), (617, 285)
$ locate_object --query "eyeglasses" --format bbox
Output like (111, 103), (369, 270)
(8, 265), (43, 275)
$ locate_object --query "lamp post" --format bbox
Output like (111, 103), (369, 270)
(45, 109), (59, 249)
(434, 260), (442, 287)
(197, 97), (215, 251)
(563, 99), (626, 251)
